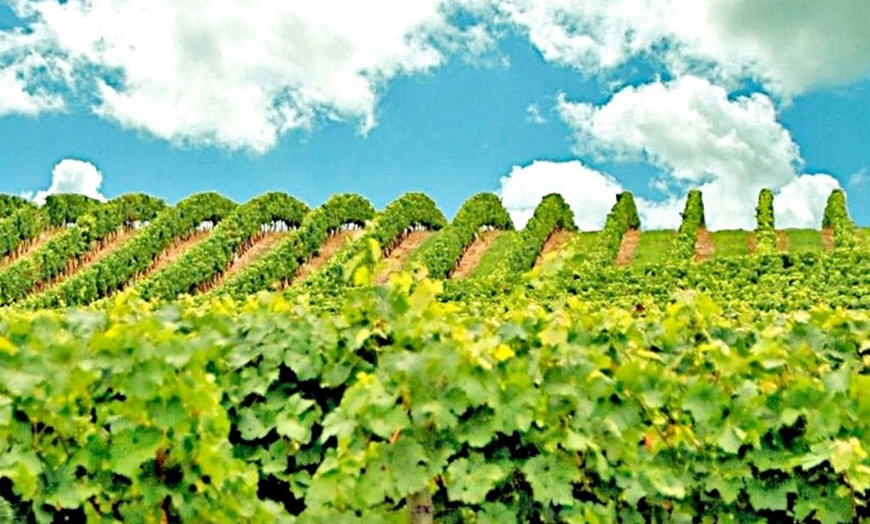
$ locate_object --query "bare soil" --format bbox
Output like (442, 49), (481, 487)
(821, 228), (834, 250)
(375, 230), (431, 284)
(224, 232), (288, 281)
(295, 231), (359, 283)
(775, 230), (789, 251)
(1, 228), (61, 268)
(747, 232), (757, 254)
(451, 230), (502, 279)
(615, 229), (641, 266)
(534, 229), (574, 268)
(694, 227), (715, 262)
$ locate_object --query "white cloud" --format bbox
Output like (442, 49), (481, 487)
(558, 76), (839, 229)
(0, 54), (67, 115)
(490, 0), (870, 96)
(32, 159), (107, 205)
(525, 103), (547, 124)
(1, 0), (465, 152)
(497, 160), (623, 230)
(849, 168), (868, 188)
(774, 174), (841, 229)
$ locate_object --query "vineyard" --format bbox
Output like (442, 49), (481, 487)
(1, 188), (870, 522)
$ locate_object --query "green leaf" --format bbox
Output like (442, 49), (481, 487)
(109, 427), (162, 478)
(446, 456), (510, 504)
(521, 454), (580, 506)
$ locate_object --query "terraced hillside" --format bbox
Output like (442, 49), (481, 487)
(3, 186), (870, 523)
(0, 187), (866, 311)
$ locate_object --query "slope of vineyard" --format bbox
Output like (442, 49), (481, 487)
(1, 187), (869, 522)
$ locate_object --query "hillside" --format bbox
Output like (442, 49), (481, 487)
(0, 187), (864, 312)
(1, 187), (869, 522)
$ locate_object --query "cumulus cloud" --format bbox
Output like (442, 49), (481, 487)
(498, 160), (623, 230)
(0, 0), (471, 152)
(774, 174), (841, 229)
(557, 76), (839, 229)
(31, 159), (107, 205)
(490, 0), (870, 96)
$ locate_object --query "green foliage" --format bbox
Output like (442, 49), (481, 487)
(215, 193), (375, 297)
(281, 192), (447, 308)
(0, 194), (164, 306)
(368, 192), (448, 252)
(26, 193), (234, 309)
(410, 192), (514, 279)
(0, 194), (32, 219)
(822, 189), (857, 248)
(43, 194), (101, 227)
(0, 206), (48, 260)
(591, 191), (641, 264)
(473, 193), (575, 277)
(3, 283), (870, 521)
(755, 189), (777, 254)
(670, 189), (706, 263)
(136, 192), (308, 302)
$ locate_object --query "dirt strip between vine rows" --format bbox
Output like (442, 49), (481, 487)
(821, 228), (834, 250)
(184, 232), (292, 296)
(451, 230), (502, 279)
(31, 227), (139, 295)
(0, 228), (62, 269)
(615, 229), (641, 266)
(375, 230), (431, 285)
(694, 227), (715, 262)
(534, 229), (574, 268)
(135, 230), (213, 283)
(776, 230), (789, 251)
(294, 230), (361, 283)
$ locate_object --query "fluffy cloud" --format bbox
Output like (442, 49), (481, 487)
(491, 0), (870, 95)
(0, 0), (466, 152)
(0, 54), (66, 115)
(558, 76), (839, 229)
(498, 160), (623, 230)
(31, 159), (107, 205)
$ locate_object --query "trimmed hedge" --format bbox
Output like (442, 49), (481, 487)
(593, 191), (641, 263)
(479, 193), (577, 276)
(670, 189), (705, 263)
(0, 194), (165, 305)
(27, 192), (235, 308)
(215, 194), (376, 297)
(754, 189), (777, 254)
(822, 189), (856, 248)
(136, 192), (309, 301)
(409, 192), (514, 279)
(281, 192), (447, 306)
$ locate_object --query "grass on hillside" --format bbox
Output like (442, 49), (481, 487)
(471, 231), (519, 277)
(633, 230), (676, 265)
(712, 230), (750, 258)
(561, 231), (600, 262)
(860, 228), (870, 247)
(785, 229), (825, 252)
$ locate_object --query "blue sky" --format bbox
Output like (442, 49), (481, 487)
(0, 1), (868, 229)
